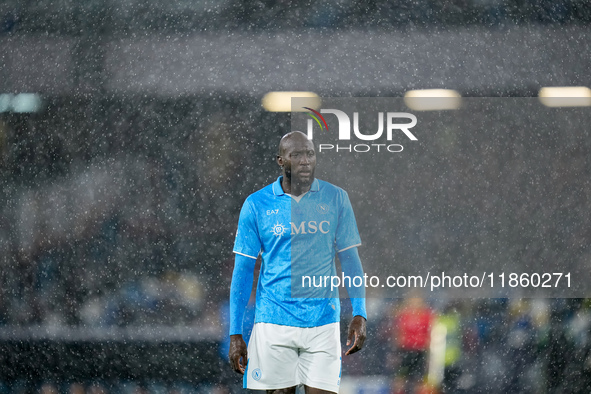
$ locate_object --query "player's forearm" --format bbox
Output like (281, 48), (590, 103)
(338, 247), (367, 319)
(229, 254), (256, 335)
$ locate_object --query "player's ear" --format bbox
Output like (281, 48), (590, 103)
(276, 155), (283, 167)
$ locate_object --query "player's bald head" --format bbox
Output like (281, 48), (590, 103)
(278, 131), (312, 156)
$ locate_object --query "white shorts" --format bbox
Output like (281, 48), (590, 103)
(244, 322), (342, 393)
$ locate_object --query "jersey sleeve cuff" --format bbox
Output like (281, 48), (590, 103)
(337, 243), (361, 253)
(353, 311), (368, 320)
(233, 251), (258, 260)
(351, 299), (367, 320)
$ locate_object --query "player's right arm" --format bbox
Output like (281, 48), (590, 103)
(229, 198), (261, 374)
(229, 253), (256, 374)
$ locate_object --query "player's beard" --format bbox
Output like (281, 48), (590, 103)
(295, 168), (315, 188)
(285, 167), (315, 188)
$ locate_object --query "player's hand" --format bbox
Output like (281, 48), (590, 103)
(345, 315), (367, 355)
(229, 334), (248, 374)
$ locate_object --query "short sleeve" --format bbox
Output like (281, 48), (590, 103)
(233, 199), (261, 259)
(335, 190), (362, 252)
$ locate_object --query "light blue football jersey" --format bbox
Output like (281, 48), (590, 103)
(233, 176), (361, 327)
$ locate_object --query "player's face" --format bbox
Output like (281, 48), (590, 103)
(282, 137), (316, 186)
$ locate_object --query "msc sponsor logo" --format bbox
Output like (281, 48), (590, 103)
(290, 220), (330, 235)
(270, 222), (287, 237)
(271, 221), (331, 237)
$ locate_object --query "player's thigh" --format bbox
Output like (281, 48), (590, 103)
(247, 323), (300, 390)
(267, 388), (297, 394)
(304, 386), (337, 394)
(298, 323), (341, 393)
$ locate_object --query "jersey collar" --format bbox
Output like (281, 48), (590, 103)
(273, 176), (319, 196)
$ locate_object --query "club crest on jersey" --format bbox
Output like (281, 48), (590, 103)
(270, 222), (287, 237)
(252, 368), (262, 381)
(316, 203), (330, 214)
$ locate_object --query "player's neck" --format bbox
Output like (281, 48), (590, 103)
(281, 177), (311, 197)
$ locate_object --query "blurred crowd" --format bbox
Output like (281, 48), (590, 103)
(342, 296), (591, 393)
(0, 97), (269, 329)
(1, 0), (590, 35)
(2, 296), (591, 393)
(0, 0), (590, 392)
(0, 380), (230, 394)
(1, 96), (591, 394)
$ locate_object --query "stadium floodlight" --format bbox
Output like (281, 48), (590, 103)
(403, 89), (462, 111)
(0, 94), (12, 113)
(262, 91), (321, 112)
(12, 93), (43, 113)
(538, 86), (591, 107)
(0, 93), (43, 113)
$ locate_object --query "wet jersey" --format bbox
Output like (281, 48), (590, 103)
(233, 176), (362, 327)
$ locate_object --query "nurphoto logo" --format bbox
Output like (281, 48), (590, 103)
(303, 107), (418, 153)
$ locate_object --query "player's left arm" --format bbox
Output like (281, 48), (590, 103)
(338, 246), (367, 355)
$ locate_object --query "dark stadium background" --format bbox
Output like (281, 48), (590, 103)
(1, 1), (591, 393)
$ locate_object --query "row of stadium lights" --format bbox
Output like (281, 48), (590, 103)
(262, 87), (591, 112)
(1, 88), (590, 114)
(0, 93), (43, 113)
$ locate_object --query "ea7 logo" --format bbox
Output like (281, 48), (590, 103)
(291, 221), (330, 235)
(306, 109), (417, 141)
